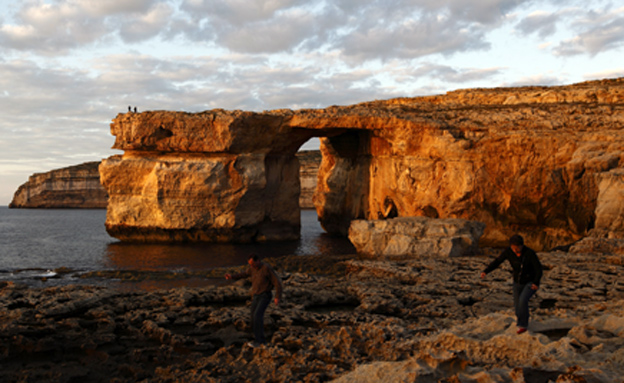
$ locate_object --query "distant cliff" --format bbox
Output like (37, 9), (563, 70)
(298, 150), (321, 209)
(9, 162), (109, 209)
(10, 153), (321, 209)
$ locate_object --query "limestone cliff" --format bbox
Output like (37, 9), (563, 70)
(297, 150), (321, 209)
(10, 151), (319, 211)
(100, 78), (624, 248)
(9, 162), (108, 209)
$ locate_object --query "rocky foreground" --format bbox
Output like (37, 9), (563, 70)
(1, 250), (623, 383)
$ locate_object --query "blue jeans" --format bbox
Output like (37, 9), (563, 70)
(513, 283), (537, 328)
(250, 291), (272, 344)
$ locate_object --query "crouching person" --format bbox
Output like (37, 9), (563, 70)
(225, 254), (283, 347)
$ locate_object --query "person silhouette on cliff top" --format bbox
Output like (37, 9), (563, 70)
(225, 254), (283, 347)
(480, 234), (543, 334)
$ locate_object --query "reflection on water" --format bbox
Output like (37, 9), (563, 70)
(105, 210), (355, 272)
(0, 207), (355, 289)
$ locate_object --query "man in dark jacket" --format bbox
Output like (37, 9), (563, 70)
(225, 254), (283, 347)
(480, 234), (543, 334)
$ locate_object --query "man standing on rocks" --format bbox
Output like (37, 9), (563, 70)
(480, 234), (543, 334)
(225, 254), (283, 347)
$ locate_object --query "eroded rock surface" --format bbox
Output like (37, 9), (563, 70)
(101, 78), (624, 248)
(11, 151), (320, 212)
(1, 250), (622, 382)
(297, 150), (322, 209)
(9, 162), (107, 208)
(348, 217), (485, 258)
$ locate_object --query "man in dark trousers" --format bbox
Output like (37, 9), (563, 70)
(480, 234), (543, 334)
(225, 254), (283, 347)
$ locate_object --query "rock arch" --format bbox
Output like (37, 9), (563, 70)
(100, 78), (624, 249)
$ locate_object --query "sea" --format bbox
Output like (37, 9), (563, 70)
(0, 207), (355, 290)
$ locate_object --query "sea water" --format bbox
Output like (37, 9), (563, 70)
(0, 207), (355, 288)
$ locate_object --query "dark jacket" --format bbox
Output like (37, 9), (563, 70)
(232, 261), (283, 300)
(483, 246), (543, 286)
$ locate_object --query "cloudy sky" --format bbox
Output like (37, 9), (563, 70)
(1, 0), (623, 205)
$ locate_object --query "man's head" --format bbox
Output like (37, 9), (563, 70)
(509, 234), (524, 255)
(248, 254), (261, 268)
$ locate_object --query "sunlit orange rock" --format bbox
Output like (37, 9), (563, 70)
(101, 78), (624, 248)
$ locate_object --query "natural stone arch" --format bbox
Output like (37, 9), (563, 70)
(100, 78), (624, 250)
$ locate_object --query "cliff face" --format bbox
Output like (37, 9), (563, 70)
(9, 162), (108, 209)
(10, 152), (319, 211)
(297, 150), (321, 209)
(100, 78), (624, 248)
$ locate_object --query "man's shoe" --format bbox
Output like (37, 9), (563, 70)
(247, 341), (264, 348)
(516, 327), (527, 334)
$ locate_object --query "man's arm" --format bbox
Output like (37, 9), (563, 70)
(225, 268), (250, 280)
(269, 267), (283, 304)
(481, 250), (508, 278)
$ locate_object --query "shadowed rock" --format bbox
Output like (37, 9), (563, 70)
(1, 249), (622, 382)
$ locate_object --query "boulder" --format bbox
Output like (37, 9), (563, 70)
(569, 237), (624, 255)
(348, 217), (485, 258)
(593, 168), (624, 238)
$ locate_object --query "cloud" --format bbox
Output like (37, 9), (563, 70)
(173, 0), (527, 60)
(119, 2), (174, 43)
(555, 18), (624, 56)
(0, 0), (542, 62)
(220, 9), (321, 53)
(502, 74), (565, 87)
(180, 0), (309, 25)
(337, 19), (491, 61)
(0, 0), (166, 55)
(0, 2), (108, 55)
(553, 6), (624, 56)
(584, 68), (624, 80)
(409, 63), (503, 83)
(77, 0), (158, 16)
(515, 10), (561, 38)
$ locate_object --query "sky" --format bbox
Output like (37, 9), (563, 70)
(1, 0), (623, 205)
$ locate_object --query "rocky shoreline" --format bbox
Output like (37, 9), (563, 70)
(1, 250), (623, 382)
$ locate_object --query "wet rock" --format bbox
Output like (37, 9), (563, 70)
(0, 250), (623, 382)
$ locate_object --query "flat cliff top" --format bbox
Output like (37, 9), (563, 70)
(110, 78), (624, 154)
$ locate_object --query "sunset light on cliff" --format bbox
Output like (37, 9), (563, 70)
(0, 0), (623, 204)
